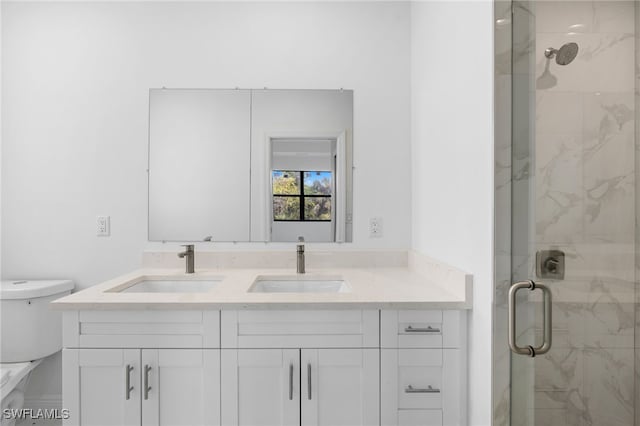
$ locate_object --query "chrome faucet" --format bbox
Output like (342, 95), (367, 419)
(296, 236), (305, 274)
(177, 244), (195, 274)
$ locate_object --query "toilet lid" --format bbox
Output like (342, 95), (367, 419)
(0, 361), (41, 398)
(0, 280), (74, 300)
(0, 370), (10, 387)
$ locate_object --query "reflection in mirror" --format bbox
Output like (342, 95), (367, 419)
(252, 89), (353, 243)
(269, 139), (344, 242)
(148, 89), (251, 242)
(148, 88), (352, 242)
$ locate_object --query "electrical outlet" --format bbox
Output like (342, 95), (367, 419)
(369, 217), (383, 238)
(97, 216), (110, 236)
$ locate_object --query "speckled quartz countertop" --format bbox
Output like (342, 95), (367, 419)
(51, 251), (473, 310)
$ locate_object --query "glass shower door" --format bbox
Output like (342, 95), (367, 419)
(506, 1), (638, 426)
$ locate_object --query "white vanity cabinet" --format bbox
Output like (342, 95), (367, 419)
(380, 310), (467, 426)
(220, 310), (380, 426)
(220, 348), (379, 426)
(63, 348), (219, 426)
(61, 311), (221, 426)
(61, 308), (467, 426)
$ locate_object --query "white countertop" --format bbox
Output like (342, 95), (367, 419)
(51, 264), (472, 310)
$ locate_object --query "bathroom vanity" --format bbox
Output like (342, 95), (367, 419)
(52, 253), (471, 426)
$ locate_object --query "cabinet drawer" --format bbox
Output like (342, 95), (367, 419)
(397, 350), (442, 410)
(64, 311), (220, 348)
(382, 348), (465, 426)
(221, 310), (379, 348)
(381, 310), (464, 348)
(398, 410), (442, 426)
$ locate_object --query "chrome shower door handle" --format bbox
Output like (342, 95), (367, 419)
(144, 365), (152, 400)
(125, 364), (134, 400)
(508, 280), (552, 357)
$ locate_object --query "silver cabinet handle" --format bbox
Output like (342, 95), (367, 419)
(125, 365), (134, 400)
(508, 280), (552, 357)
(307, 363), (312, 400)
(405, 385), (440, 394)
(144, 365), (152, 400)
(404, 325), (440, 333)
(288, 363), (294, 401)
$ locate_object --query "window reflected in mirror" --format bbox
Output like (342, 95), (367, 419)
(272, 171), (332, 222)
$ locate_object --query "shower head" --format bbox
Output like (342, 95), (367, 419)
(544, 42), (579, 65)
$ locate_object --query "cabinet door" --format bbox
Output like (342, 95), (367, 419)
(141, 349), (220, 426)
(63, 348), (140, 426)
(301, 349), (379, 426)
(221, 349), (299, 426)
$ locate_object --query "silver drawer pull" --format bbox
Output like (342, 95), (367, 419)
(307, 363), (312, 400)
(404, 325), (440, 333)
(288, 363), (294, 401)
(405, 385), (440, 394)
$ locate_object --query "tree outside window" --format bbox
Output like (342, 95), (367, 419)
(272, 170), (332, 221)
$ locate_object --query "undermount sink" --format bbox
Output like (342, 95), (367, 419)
(249, 275), (350, 293)
(116, 279), (221, 293)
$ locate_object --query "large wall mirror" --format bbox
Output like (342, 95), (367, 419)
(148, 88), (353, 243)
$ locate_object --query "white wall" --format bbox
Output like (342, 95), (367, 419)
(1, 1), (411, 284)
(410, 2), (494, 426)
(1, 1), (411, 403)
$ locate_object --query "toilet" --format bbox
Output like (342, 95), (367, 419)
(0, 280), (74, 426)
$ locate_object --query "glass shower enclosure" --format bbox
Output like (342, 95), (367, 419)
(494, 1), (639, 425)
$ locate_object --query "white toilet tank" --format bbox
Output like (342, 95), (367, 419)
(0, 280), (74, 363)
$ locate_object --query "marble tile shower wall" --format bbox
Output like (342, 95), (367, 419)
(532, 2), (636, 426)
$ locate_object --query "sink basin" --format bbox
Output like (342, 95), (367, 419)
(249, 276), (350, 293)
(117, 279), (221, 293)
